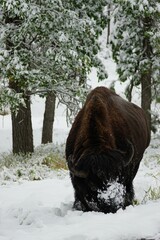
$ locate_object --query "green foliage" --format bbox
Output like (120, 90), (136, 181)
(0, 88), (24, 112)
(111, 0), (160, 98)
(0, 0), (108, 114)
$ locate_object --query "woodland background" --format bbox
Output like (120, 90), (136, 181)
(0, 0), (159, 154)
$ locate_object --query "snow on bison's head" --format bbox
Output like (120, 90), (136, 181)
(65, 86), (150, 213)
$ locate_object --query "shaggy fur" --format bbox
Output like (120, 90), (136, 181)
(65, 87), (150, 213)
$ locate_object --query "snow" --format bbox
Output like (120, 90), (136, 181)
(0, 172), (160, 240)
(98, 180), (126, 209)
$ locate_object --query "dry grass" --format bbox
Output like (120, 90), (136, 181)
(42, 153), (68, 170)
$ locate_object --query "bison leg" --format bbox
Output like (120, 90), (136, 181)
(124, 182), (134, 207)
(73, 192), (92, 212)
(70, 174), (92, 212)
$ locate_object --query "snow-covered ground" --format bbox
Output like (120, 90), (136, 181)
(0, 174), (160, 240)
(0, 36), (160, 239)
(0, 137), (160, 240)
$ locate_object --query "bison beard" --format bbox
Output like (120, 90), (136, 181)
(65, 87), (150, 213)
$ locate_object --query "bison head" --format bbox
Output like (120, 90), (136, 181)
(68, 140), (134, 213)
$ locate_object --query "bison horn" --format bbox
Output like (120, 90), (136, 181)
(70, 169), (89, 178)
(124, 139), (135, 167)
(67, 155), (89, 178)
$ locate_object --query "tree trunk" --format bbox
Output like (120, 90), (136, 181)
(126, 80), (134, 102)
(141, 16), (153, 137)
(41, 92), (56, 144)
(11, 95), (34, 154)
(5, 14), (34, 154)
(107, 4), (111, 44)
(141, 73), (151, 134)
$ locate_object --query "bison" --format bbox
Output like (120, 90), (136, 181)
(65, 86), (150, 213)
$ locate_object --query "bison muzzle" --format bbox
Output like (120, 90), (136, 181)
(65, 87), (150, 213)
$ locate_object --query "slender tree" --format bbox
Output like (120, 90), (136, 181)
(3, 9), (34, 154)
(11, 95), (33, 154)
(141, 15), (153, 131)
(111, 0), (160, 134)
(42, 92), (56, 144)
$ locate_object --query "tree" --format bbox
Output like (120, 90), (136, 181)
(11, 94), (33, 154)
(41, 92), (56, 144)
(0, 0), (108, 153)
(2, 9), (34, 154)
(110, 0), (160, 134)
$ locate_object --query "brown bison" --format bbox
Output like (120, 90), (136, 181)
(65, 86), (150, 213)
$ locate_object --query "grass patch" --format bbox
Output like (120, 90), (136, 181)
(0, 152), (30, 168)
(0, 145), (68, 183)
(154, 155), (160, 165)
(142, 186), (160, 203)
(42, 153), (68, 170)
(132, 199), (140, 206)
